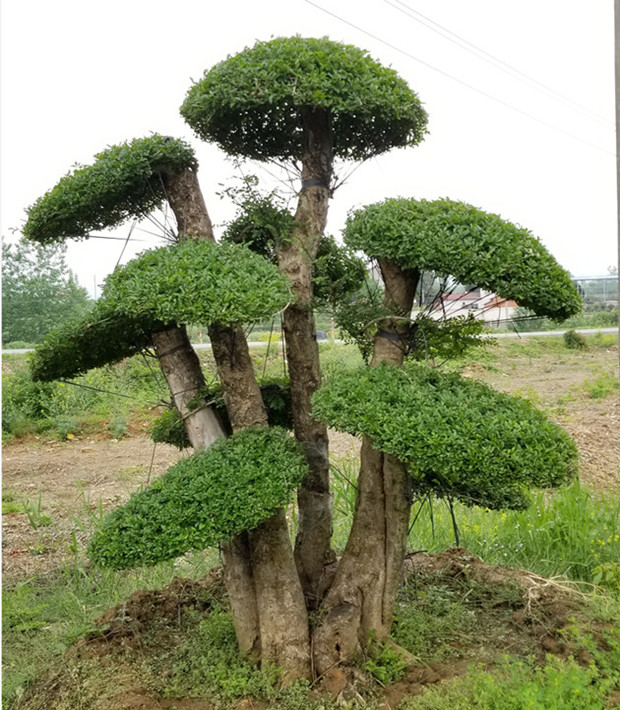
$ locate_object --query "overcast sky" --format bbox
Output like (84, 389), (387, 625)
(1, 0), (616, 296)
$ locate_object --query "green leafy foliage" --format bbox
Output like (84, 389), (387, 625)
(149, 408), (191, 450)
(407, 313), (492, 362)
(29, 301), (165, 381)
(223, 193), (365, 308)
(102, 239), (291, 327)
(23, 135), (197, 243)
(364, 638), (408, 684)
(223, 191), (294, 260)
(344, 198), (582, 321)
(2, 241), (92, 344)
(312, 363), (578, 509)
(149, 377), (293, 448)
(181, 35), (428, 162)
(88, 427), (309, 569)
(313, 236), (366, 309)
(334, 278), (389, 362)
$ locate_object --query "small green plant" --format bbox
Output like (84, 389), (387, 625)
(563, 328), (588, 350)
(54, 415), (78, 440)
(23, 494), (52, 529)
(583, 370), (619, 399)
(2, 501), (22, 515)
(107, 413), (129, 439)
(364, 636), (408, 685)
(593, 562), (620, 597)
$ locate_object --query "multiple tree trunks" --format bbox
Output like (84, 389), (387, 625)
(278, 107), (336, 605)
(208, 323), (311, 682)
(153, 165), (420, 681)
(313, 261), (419, 675)
(160, 171), (311, 680)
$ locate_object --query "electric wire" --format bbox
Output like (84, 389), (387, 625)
(385, 0), (614, 129)
(303, 0), (615, 157)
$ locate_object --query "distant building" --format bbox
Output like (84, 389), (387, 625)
(429, 289), (518, 325)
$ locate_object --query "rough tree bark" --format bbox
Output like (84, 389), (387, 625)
(156, 168), (310, 677)
(154, 168), (262, 657)
(277, 107), (335, 606)
(313, 261), (419, 675)
(209, 323), (311, 681)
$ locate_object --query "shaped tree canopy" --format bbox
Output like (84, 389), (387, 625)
(181, 36), (428, 162)
(88, 428), (309, 569)
(30, 240), (290, 381)
(344, 198), (581, 321)
(29, 305), (166, 381)
(312, 364), (578, 509)
(103, 239), (290, 325)
(24, 135), (197, 244)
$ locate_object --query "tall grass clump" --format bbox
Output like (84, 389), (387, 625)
(2, 355), (166, 442)
(408, 481), (620, 586)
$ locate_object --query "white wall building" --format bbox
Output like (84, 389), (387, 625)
(429, 290), (518, 326)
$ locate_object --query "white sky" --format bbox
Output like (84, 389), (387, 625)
(1, 0), (616, 297)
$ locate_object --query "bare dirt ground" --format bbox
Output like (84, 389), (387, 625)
(2, 340), (618, 582)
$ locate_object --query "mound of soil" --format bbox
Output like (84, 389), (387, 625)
(15, 550), (602, 710)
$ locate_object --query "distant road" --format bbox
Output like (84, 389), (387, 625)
(491, 327), (618, 339)
(2, 328), (617, 356)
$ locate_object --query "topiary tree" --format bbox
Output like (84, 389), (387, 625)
(24, 134), (312, 679)
(309, 197), (581, 673)
(182, 36), (428, 601)
(23, 37), (582, 689)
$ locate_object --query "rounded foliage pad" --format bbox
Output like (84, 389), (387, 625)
(88, 427), (309, 569)
(181, 36), (428, 162)
(102, 239), (291, 327)
(312, 364), (578, 509)
(344, 198), (581, 321)
(29, 302), (167, 382)
(24, 135), (197, 243)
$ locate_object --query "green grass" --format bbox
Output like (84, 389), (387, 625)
(400, 652), (619, 710)
(2, 549), (219, 708)
(405, 481), (620, 587)
(2, 355), (166, 442)
(582, 369), (620, 399)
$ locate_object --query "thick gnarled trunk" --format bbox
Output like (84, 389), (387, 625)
(208, 323), (311, 682)
(278, 107), (335, 606)
(313, 262), (419, 674)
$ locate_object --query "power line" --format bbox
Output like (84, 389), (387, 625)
(385, 0), (615, 130)
(303, 0), (615, 157)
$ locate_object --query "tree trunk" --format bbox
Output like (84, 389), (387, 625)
(162, 167), (214, 241)
(208, 323), (312, 682)
(162, 168), (311, 679)
(151, 325), (225, 448)
(313, 262), (419, 675)
(156, 170), (261, 659)
(278, 107), (335, 606)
